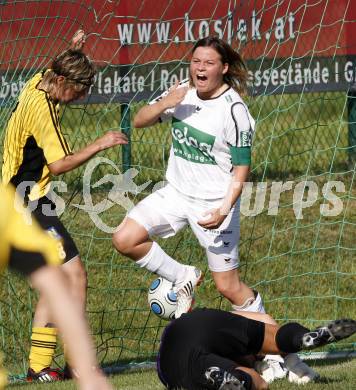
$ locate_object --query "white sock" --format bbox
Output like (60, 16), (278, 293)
(231, 290), (266, 313)
(284, 353), (317, 378)
(136, 242), (186, 283)
(284, 353), (302, 371)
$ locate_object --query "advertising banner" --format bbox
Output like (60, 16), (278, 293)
(1, 0), (356, 103)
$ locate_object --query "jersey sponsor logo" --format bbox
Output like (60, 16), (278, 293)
(203, 228), (233, 234)
(240, 131), (250, 147)
(171, 117), (217, 164)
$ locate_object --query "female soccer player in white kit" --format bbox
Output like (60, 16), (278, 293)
(113, 37), (318, 383)
(113, 36), (257, 317)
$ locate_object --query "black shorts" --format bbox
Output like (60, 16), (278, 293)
(31, 196), (79, 263)
(157, 308), (265, 390)
(8, 248), (49, 277)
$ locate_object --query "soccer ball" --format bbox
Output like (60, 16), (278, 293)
(148, 277), (177, 320)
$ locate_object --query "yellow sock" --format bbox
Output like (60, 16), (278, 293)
(29, 327), (57, 373)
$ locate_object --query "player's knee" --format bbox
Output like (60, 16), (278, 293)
(63, 257), (87, 293)
(112, 230), (135, 255)
(72, 260), (87, 290)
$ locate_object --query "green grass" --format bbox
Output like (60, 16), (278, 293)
(7, 359), (356, 389)
(1, 91), (355, 385)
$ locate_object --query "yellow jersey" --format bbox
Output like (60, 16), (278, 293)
(2, 71), (71, 201)
(0, 184), (62, 274)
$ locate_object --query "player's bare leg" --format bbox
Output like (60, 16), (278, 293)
(33, 256), (87, 324)
(113, 217), (152, 260)
(113, 217), (202, 318)
(62, 257), (87, 312)
(212, 269), (282, 378)
(212, 269), (255, 306)
(29, 256), (87, 381)
(31, 266), (114, 390)
(212, 268), (285, 381)
(232, 311), (275, 324)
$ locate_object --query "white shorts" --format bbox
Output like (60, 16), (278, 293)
(127, 184), (240, 272)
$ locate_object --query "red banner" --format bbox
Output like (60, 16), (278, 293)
(1, 0), (356, 70)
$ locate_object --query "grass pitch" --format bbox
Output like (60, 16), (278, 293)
(8, 358), (356, 389)
(0, 91), (355, 387)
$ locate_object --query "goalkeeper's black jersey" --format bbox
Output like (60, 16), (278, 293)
(157, 308), (265, 390)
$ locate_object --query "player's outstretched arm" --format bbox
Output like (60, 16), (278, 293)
(30, 266), (114, 390)
(133, 81), (188, 128)
(48, 131), (128, 175)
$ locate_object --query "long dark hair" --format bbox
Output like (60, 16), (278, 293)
(191, 36), (248, 96)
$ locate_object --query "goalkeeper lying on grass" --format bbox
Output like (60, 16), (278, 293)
(157, 307), (356, 390)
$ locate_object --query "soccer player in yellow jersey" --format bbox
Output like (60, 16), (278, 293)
(2, 31), (127, 381)
(0, 184), (114, 390)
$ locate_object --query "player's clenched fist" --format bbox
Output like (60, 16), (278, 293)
(71, 29), (87, 51)
(161, 81), (189, 109)
(95, 131), (128, 151)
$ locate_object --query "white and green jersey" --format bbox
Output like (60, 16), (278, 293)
(151, 81), (255, 199)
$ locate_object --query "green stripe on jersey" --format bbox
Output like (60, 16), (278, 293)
(230, 146), (251, 165)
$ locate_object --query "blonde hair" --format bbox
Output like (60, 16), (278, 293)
(190, 37), (249, 96)
(47, 49), (95, 92)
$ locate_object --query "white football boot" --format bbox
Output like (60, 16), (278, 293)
(174, 266), (203, 319)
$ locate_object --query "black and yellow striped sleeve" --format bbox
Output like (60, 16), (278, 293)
(30, 94), (71, 164)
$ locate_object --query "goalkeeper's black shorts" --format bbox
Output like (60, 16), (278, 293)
(157, 308), (265, 390)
